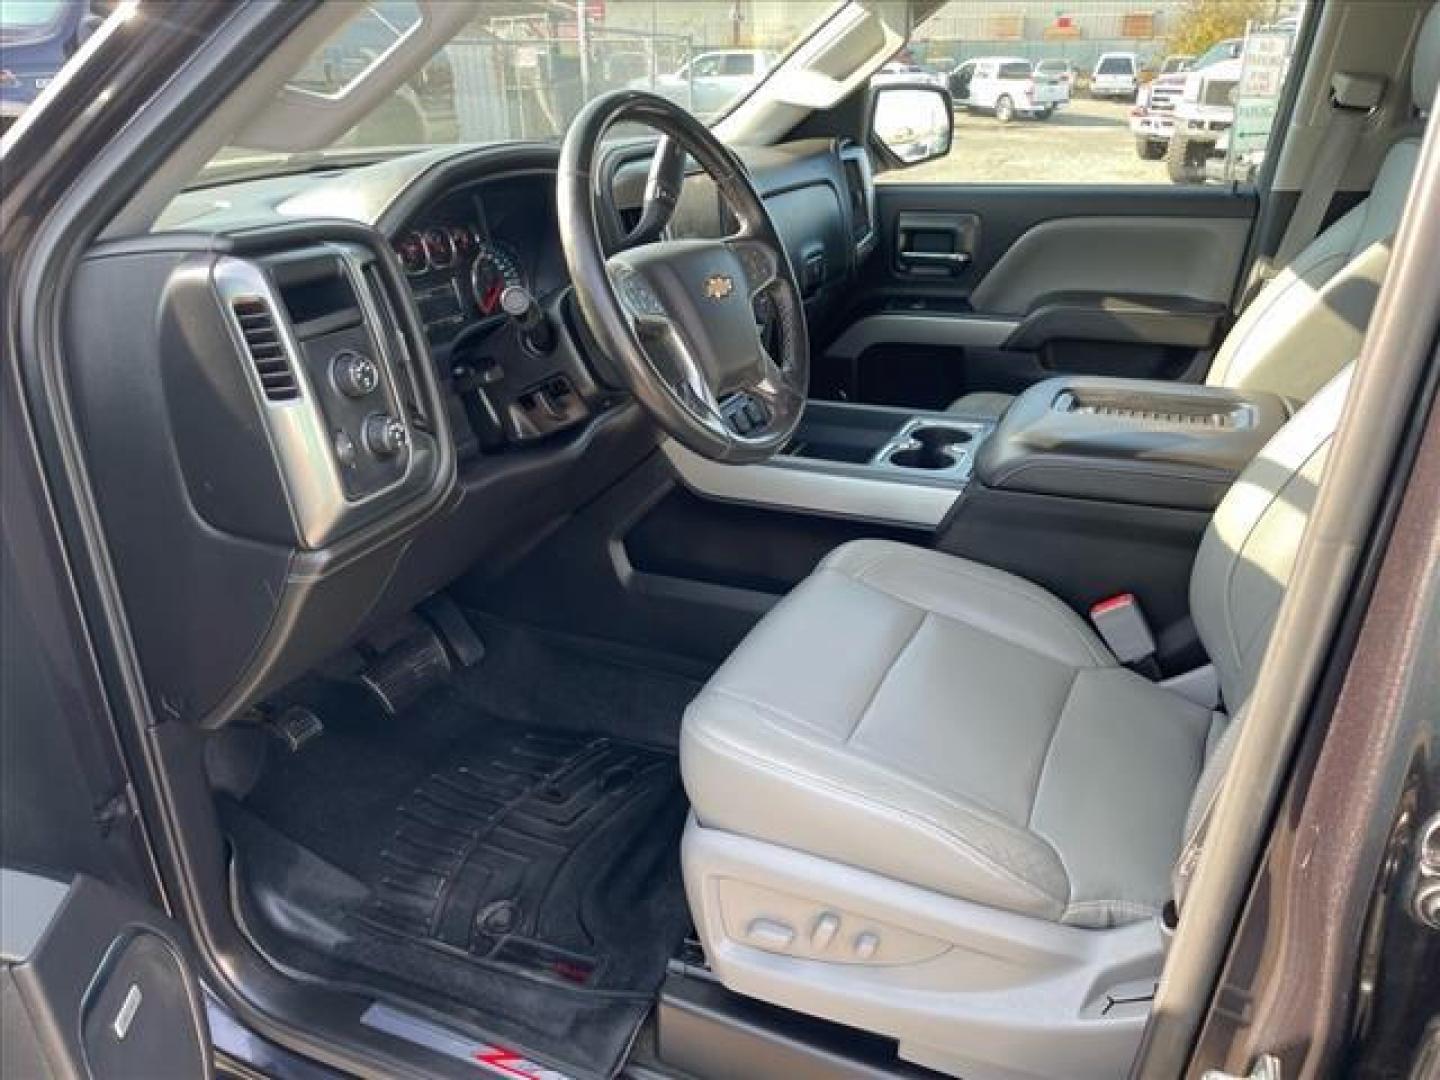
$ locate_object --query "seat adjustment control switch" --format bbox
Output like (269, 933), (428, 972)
(746, 918), (795, 951)
(810, 912), (840, 950)
(363, 413), (408, 458)
(332, 350), (380, 398)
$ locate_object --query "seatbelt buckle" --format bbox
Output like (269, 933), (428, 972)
(1089, 593), (1157, 665)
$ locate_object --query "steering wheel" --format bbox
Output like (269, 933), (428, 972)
(558, 91), (809, 464)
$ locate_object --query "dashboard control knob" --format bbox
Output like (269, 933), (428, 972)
(332, 351), (380, 398)
(363, 413), (408, 458)
(333, 429), (357, 469)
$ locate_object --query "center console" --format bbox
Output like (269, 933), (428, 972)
(663, 374), (1291, 676)
(662, 401), (993, 529)
(974, 375), (1293, 511)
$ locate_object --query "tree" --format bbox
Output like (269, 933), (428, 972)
(1166, 0), (1283, 58)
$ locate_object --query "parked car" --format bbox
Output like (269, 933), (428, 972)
(0, 0), (109, 136)
(873, 59), (946, 89)
(1032, 58), (1075, 102)
(1130, 37), (1243, 163)
(1090, 51), (1140, 100)
(949, 56), (1066, 122)
(630, 48), (778, 119)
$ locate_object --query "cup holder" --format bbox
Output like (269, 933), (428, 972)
(885, 425), (973, 471)
(889, 445), (956, 470)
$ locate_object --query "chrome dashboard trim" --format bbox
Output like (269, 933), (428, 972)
(212, 245), (435, 550)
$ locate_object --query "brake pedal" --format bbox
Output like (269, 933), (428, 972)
(269, 705), (324, 752)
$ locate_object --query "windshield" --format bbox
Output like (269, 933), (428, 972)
(2, 0), (67, 33)
(208, 0), (836, 181)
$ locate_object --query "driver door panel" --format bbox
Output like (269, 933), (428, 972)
(819, 184), (1256, 409)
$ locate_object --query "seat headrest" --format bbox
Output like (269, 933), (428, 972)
(1415, 2), (1440, 111)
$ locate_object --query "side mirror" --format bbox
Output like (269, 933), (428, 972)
(76, 13), (106, 48)
(870, 83), (953, 167)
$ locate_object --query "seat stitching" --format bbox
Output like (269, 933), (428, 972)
(1212, 251), (1348, 385)
(1218, 434), (1335, 698)
(701, 684), (1046, 838)
(1025, 669), (1081, 913)
(687, 724), (1068, 910)
(825, 542), (1108, 666)
(1026, 669), (1080, 832)
(845, 557), (1110, 666)
(845, 608), (928, 745)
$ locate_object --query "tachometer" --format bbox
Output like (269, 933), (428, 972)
(395, 232), (428, 275)
(469, 242), (524, 316)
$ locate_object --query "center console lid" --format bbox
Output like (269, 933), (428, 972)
(975, 376), (1292, 511)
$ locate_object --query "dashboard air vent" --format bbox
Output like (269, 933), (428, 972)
(232, 297), (299, 402)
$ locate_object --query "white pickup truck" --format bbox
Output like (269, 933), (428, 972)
(949, 57), (1066, 122)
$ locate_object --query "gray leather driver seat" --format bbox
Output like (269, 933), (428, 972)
(947, 13), (1439, 421)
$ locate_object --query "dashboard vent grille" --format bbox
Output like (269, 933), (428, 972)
(232, 297), (299, 401)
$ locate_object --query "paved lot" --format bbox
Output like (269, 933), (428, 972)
(884, 96), (1171, 186)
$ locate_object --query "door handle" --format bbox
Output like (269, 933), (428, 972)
(897, 251), (972, 275)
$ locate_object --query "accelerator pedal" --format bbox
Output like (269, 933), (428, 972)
(418, 594), (486, 668)
(358, 617), (453, 716)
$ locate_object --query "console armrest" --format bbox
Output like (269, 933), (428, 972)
(975, 376), (1292, 510)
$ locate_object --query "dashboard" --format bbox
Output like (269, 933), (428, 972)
(70, 137), (875, 728)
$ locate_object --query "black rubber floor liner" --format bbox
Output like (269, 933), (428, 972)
(228, 725), (691, 1079)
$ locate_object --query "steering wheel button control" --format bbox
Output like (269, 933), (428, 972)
(615, 268), (663, 317)
(331, 350), (380, 398)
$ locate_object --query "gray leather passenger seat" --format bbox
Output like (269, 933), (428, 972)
(947, 15), (1439, 420)
(681, 366), (1353, 1079)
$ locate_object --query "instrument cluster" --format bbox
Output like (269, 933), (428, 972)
(393, 224), (527, 320)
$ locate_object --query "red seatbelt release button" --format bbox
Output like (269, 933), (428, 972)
(1089, 593), (1157, 664)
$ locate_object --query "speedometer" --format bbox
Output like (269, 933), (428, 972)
(469, 242), (524, 316)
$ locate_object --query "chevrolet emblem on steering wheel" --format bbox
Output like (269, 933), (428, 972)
(703, 274), (734, 300)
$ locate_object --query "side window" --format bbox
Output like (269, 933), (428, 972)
(880, 0), (1309, 186)
(723, 54), (755, 76)
(691, 55), (723, 78)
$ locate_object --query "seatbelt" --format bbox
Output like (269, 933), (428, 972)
(1268, 72), (1387, 273)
